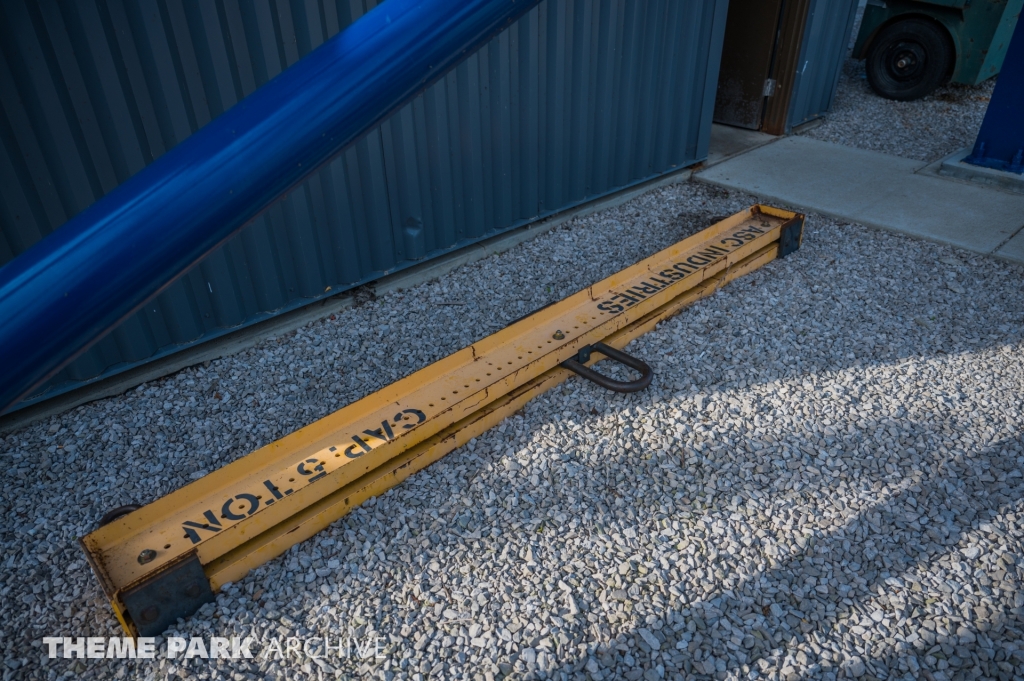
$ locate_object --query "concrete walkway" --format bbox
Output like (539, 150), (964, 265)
(705, 123), (776, 166)
(697, 135), (1024, 264)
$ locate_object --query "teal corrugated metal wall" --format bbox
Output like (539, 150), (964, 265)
(786, 0), (860, 130)
(0, 0), (728, 409)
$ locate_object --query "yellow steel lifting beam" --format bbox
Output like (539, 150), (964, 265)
(81, 205), (803, 636)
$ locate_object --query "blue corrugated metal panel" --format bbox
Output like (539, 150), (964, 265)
(786, 0), (860, 130)
(0, 0), (728, 409)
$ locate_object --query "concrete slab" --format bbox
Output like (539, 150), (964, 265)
(696, 136), (1024, 260)
(996, 229), (1024, 263)
(918, 147), (1024, 195)
(706, 124), (777, 167)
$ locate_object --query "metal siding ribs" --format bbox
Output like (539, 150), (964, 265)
(0, 0), (727, 411)
(785, 0), (860, 130)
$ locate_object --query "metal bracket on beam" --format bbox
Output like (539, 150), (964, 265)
(778, 215), (804, 258)
(121, 552), (214, 637)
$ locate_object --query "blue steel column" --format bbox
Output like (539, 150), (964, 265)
(0, 0), (542, 414)
(964, 13), (1024, 173)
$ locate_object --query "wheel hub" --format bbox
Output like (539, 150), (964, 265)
(885, 41), (927, 82)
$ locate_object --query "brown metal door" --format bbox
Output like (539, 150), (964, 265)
(713, 0), (786, 129)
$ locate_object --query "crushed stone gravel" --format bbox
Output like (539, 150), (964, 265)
(801, 57), (996, 163)
(3, 175), (1024, 681)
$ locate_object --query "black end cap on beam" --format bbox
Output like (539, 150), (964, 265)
(121, 552), (214, 637)
(778, 214), (804, 258)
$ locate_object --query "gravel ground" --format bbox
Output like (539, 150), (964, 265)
(4, 178), (1024, 681)
(801, 56), (996, 163)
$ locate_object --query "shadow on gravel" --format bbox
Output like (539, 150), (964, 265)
(745, 430), (1024, 681)
(161, 220), (1024, 679)
(538, 418), (1024, 681)
(479, 219), (1024, 679)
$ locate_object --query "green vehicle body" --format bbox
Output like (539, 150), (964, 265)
(854, 0), (1022, 85)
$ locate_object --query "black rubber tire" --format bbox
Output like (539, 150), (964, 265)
(865, 17), (954, 101)
(98, 504), (141, 527)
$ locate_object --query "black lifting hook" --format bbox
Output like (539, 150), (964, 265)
(560, 342), (653, 393)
